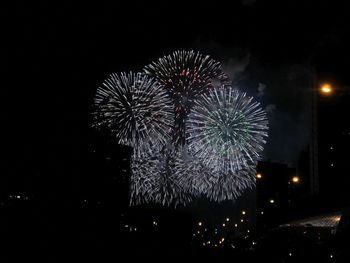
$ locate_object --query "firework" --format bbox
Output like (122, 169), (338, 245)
(93, 51), (270, 207)
(129, 151), (158, 205)
(186, 86), (268, 174)
(130, 144), (194, 207)
(144, 50), (229, 145)
(205, 167), (257, 202)
(93, 72), (173, 156)
(175, 146), (219, 195)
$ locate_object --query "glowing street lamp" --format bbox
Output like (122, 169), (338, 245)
(292, 176), (300, 184)
(311, 81), (334, 196)
(320, 83), (333, 95)
(256, 173), (262, 179)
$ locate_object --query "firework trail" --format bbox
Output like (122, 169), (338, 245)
(93, 72), (173, 156)
(144, 50), (229, 146)
(186, 86), (268, 174)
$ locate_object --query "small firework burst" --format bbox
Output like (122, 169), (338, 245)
(205, 167), (257, 202)
(144, 50), (229, 145)
(93, 72), (173, 156)
(130, 144), (194, 207)
(187, 86), (268, 174)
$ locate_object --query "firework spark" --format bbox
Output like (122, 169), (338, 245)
(130, 144), (194, 207)
(186, 86), (268, 174)
(205, 167), (257, 202)
(93, 51), (270, 206)
(93, 72), (173, 156)
(144, 50), (229, 146)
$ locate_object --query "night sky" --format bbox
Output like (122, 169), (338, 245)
(3, 0), (350, 219)
(3, 1), (350, 260)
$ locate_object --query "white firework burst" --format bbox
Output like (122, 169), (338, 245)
(205, 166), (257, 202)
(93, 51), (270, 207)
(144, 50), (230, 146)
(186, 86), (268, 174)
(130, 144), (194, 207)
(93, 72), (173, 156)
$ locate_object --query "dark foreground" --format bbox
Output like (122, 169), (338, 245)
(1, 199), (350, 262)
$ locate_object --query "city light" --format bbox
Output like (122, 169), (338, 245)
(292, 176), (300, 184)
(225, 217), (230, 222)
(242, 210), (246, 215)
(198, 221), (203, 226)
(320, 83), (333, 94)
(269, 199), (275, 204)
(256, 173), (262, 179)
(222, 223), (226, 227)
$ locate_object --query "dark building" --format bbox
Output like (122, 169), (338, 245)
(85, 131), (132, 210)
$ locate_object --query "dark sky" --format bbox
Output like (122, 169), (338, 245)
(3, 0), (350, 192)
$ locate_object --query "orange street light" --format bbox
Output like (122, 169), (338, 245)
(292, 176), (300, 184)
(320, 83), (333, 95)
(256, 173), (262, 179)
